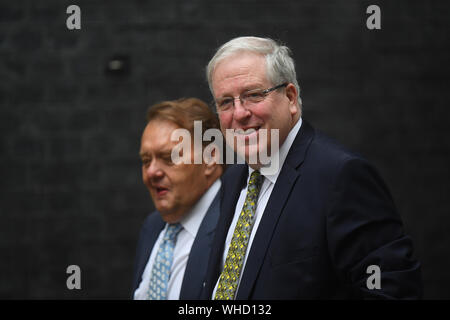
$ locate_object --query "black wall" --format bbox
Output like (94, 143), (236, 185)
(0, 0), (449, 299)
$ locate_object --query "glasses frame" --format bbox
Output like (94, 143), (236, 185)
(213, 82), (288, 113)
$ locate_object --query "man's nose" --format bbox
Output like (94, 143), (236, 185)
(145, 160), (164, 179)
(232, 98), (251, 120)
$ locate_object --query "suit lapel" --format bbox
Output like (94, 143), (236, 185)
(203, 165), (248, 297)
(220, 165), (249, 242)
(179, 192), (221, 299)
(132, 214), (165, 293)
(236, 120), (315, 299)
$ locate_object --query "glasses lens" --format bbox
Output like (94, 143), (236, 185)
(242, 90), (266, 104)
(216, 98), (233, 111)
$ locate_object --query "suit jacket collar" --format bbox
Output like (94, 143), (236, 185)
(285, 119), (315, 170)
(180, 191), (221, 299)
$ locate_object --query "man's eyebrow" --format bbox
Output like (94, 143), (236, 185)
(139, 149), (173, 158)
(244, 84), (264, 91)
(218, 84), (264, 97)
(139, 151), (149, 158)
(159, 150), (173, 158)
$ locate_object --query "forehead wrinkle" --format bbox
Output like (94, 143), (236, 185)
(213, 54), (269, 97)
(214, 71), (266, 97)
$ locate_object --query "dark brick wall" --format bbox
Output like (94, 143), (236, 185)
(0, 0), (449, 298)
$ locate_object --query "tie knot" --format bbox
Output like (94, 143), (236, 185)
(249, 170), (263, 190)
(164, 223), (182, 241)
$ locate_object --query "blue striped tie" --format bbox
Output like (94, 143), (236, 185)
(147, 223), (183, 300)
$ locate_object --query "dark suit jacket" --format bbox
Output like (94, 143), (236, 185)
(132, 191), (220, 299)
(203, 120), (422, 299)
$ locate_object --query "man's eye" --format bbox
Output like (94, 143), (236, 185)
(142, 159), (151, 167)
(218, 98), (233, 109)
(162, 155), (174, 165)
(244, 91), (264, 101)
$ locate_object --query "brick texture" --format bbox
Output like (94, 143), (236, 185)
(0, 0), (449, 298)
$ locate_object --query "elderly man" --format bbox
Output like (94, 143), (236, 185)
(132, 98), (223, 300)
(203, 36), (422, 299)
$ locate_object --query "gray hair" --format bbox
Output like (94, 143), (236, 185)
(206, 36), (302, 107)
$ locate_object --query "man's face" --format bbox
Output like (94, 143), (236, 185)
(140, 120), (210, 223)
(212, 52), (299, 168)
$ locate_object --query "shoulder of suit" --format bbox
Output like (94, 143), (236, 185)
(308, 128), (367, 164)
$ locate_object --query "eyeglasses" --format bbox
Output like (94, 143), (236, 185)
(213, 83), (288, 113)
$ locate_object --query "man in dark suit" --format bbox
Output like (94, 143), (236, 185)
(202, 36), (422, 299)
(132, 98), (223, 300)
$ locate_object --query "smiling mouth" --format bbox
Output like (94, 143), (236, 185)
(154, 187), (169, 196)
(234, 126), (261, 136)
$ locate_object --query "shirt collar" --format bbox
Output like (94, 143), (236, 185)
(177, 178), (222, 238)
(249, 117), (302, 185)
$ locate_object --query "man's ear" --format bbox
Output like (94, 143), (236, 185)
(203, 146), (220, 177)
(285, 83), (299, 115)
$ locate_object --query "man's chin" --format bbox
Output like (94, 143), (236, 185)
(153, 201), (171, 214)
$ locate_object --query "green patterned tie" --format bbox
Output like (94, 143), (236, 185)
(215, 170), (263, 300)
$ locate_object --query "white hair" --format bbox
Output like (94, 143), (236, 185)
(206, 36), (302, 107)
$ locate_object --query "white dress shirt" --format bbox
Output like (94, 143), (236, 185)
(213, 117), (302, 298)
(134, 179), (221, 300)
